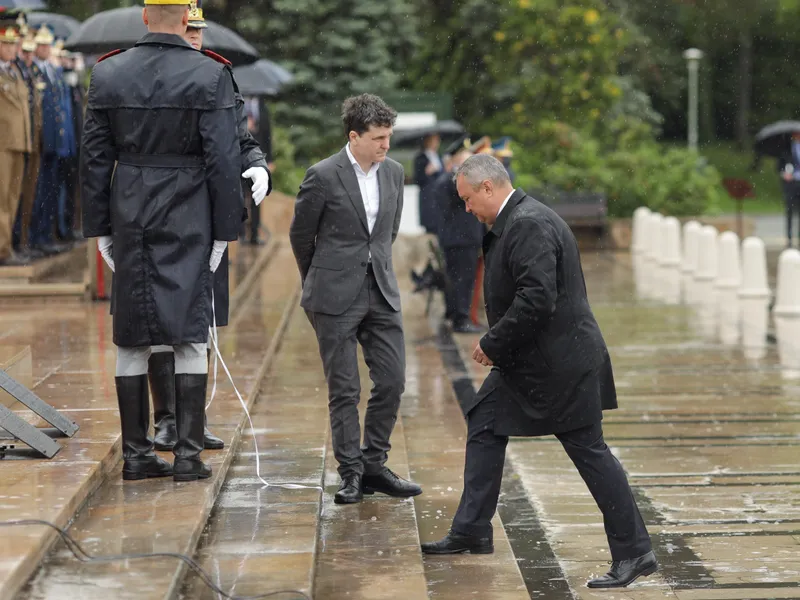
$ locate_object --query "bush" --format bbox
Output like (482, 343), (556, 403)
(270, 125), (306, 196)
(514, 125), (725, 218)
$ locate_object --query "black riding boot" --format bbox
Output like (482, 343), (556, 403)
(115, 375), (173, 481)
(203, 348), (224, 450)
(148, 352), (178, 451)
(173, 373), (212, 481)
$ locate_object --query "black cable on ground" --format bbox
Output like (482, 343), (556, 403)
(0, 520), (310, 600)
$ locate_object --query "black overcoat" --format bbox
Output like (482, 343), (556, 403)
(81, 33), (243, 347)
(471, 189), (618, 437)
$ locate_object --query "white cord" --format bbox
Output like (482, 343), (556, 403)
(209, 290), (321, 491)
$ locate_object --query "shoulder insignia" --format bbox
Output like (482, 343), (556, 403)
(202, 49), (232, 67)
(97, 49), (125, 63)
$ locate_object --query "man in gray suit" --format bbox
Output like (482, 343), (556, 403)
(290, 94), (422, 504)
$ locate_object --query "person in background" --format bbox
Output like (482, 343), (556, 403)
(428, 146), (484, 333)
(59, 47), (84, 240)
(29, 25), (65, 256)
(52, 40), (78, 244)
(492, 136), (515, 185)
(0, 19), (32, 267)
(13, 27), (45, 260)
(778, 131), (800, 248)
(414, 133), (443, 234)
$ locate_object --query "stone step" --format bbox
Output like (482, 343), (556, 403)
(179, 307), (328, 599)
(401, 313), (530, 600)
(0, 243), (87, 284)
(0, 345), (33, 397)
(313, 415), (428, 600)
(15, 242), (298, 600)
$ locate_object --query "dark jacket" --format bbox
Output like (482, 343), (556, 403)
(472, 189), (617, 436)
(413, 151), (441, 234)
(430, 170), (484, 248)
(81, 33), (243, 347)
(212, 78), (271, 328)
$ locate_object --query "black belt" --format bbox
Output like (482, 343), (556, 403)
(117, 153), (204, 168)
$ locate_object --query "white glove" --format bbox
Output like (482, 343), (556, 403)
(98, 235), (114, 272)
(242, 166), (270, 206)
(209, 240), (228, 273)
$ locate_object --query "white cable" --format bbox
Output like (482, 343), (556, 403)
(209, 290), (321, 491)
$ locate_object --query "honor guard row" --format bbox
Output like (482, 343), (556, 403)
(0, 15), (82, 267)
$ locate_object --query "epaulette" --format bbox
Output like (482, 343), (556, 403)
(97, 49), (125, 63)
(202, 49), (232, 67)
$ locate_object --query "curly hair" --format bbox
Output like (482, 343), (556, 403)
(341, 94), (397, 138)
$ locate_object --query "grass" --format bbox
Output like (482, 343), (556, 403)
(697, 141), (785, 215)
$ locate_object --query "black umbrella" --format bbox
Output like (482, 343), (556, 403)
(232, 59), (293, 96)
(0, 0), (46, 9)
(65, 6), (258, 67)
(27, 12), (81, 41)
(754, 121), (800, 158)
(391, 120), (466, 149)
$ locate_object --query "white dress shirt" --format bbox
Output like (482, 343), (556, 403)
(345, 144), (381, 234)
(496, 189), (517, 219)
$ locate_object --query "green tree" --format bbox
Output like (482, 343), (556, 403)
(207, 0), (419, 159)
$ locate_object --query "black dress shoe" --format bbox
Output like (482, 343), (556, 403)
(173, 458), (212, 482)
(334, 474), (363, 504)
(122, 456), (173, 481)
(421, 530), (494, 555)
(587, 551), (659, 588)
(452, 321), (486, 334)
(203, 427), (225, 450)
(362, 468), (422, 498)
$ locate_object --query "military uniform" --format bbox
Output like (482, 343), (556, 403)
(81, 0), (243, 482)
(147, 0), (271, 454)
(14, 32), (45, 253)
(0, 23), (32, 265)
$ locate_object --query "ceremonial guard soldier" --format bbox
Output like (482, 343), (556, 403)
(146, 0), (272, 453)
(81, 0), (243, 482)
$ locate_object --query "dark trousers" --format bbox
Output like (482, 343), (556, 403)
(306, 268), (406, 479)
(452, 394), (652, 561)
(443, 245), (480, 325)
(249, 191), (261, 241)
(782, 181), (800, 246)
(29, 154), (59, 247)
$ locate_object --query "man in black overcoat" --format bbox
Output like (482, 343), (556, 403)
(421, 155), (658, 589)
(81, 1), (243, 482)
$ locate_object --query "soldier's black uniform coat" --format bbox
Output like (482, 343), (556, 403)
(81, 33), (243, 347)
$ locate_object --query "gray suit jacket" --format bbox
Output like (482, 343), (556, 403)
(289, 147), (405, 316)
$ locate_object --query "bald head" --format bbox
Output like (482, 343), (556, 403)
(142, 5), (189, 34)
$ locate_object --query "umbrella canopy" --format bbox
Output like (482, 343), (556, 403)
(0, 0), (46, 9)
(233, 58), (293, 96)
(65, 6), (258, 67)
(27, 12), (81, 41)
(391, 120), (466, 149)
(754, 120), (800, 158)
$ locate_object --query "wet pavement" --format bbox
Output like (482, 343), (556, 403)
(2, 234), (799, 599)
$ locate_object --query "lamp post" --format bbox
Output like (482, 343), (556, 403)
(683, 48), (704, 151)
